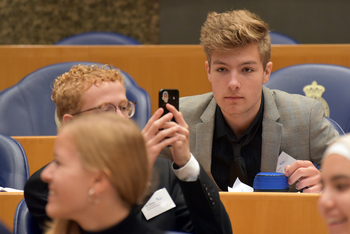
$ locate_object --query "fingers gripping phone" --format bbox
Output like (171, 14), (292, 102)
(159, 89), (179, 122)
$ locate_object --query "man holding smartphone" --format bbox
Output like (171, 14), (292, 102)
(24, 64), (232, 234)
(161, 9), (338, 193)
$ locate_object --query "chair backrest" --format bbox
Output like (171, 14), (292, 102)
(0, 134), (29, 190)
(265, 63), (350, 132)
(54, 32), (141, 45)
(0, 221), (11, 234)
(0, 62), (151, 136)
(13, 199), (41, 234)
(12, 200), (189, 234)
(326, 116), (345, 136)
(269, 31), (299, 44)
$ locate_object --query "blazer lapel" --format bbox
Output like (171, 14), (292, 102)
(195, 97), (217, 177)
(261, 86), (283, 172)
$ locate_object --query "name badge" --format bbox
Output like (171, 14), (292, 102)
(141, 187), (176, 220)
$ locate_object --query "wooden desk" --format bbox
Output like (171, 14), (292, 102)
(12, 136), (55, 175)
(1, 45), (350, 114)
(0, 192), (24, 231)
(219, 192), (327, 234)
(0, 191), (328, 234)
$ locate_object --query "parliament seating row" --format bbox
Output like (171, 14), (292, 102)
(0, 45), (350, 137)
(0, 136), (328, 233)
(0, 192), (327, 234)
(0, 62), (151, 136)
(0, 44), (347, 232)
(1, 44), (350, 114)
(55, 31), (298, 46)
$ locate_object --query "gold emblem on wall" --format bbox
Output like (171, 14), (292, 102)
(303, 81), (330, 117)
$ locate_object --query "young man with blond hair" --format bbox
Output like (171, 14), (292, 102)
(162, 9), (338, 192)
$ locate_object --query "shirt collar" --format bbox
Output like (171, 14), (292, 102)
(214, 92), (264, 143)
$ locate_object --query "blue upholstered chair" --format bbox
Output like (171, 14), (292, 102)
(0, 62), (151, 136)
(326, 117), (345, 136)
(13, 199), (41, 234)
(0, 134), (29, 190)
(0, 221), (11, 234)
(13, 198), (190, 234)
(54, 32), (141, 45)
(269, 31), (299, 44)
(265, 63), (350, 133)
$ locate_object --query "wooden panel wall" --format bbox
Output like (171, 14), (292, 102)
(13, 136), (55, 175)
(0, 193), (24, 231)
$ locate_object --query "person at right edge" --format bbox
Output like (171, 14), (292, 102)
(161, 9), (338, 193)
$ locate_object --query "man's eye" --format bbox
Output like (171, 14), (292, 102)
(243, 68), (253, 72)
(216, 68), (227, 72)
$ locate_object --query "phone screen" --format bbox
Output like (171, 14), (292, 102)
(159, 89), (179, 121)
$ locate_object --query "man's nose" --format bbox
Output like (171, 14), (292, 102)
(227, 71), (241, 90)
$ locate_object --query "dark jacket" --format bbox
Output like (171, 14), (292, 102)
(24, 157), (232, 234)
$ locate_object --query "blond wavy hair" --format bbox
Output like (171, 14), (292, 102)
(45, 113), (149, 234)
(52, 64), (125, 122)
(200, 9), (271, 69)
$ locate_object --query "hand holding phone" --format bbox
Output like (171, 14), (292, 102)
(159, 89), (179, 122)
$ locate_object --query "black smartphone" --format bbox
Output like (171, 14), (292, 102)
(159, 89), (179, 121)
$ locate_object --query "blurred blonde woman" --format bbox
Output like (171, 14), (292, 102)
(318, 134), (350, 234)
(41, 113), (164, 234)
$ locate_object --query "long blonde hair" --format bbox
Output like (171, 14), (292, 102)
(45, 113), (150, 234)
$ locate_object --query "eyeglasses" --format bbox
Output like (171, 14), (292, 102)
(72, 101), (136, 118)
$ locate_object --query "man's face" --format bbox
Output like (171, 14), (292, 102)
(79, 81), (127, 118)
(205, 43), (272, 121)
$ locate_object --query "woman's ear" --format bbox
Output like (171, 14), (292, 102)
(91, 171), (110, 194)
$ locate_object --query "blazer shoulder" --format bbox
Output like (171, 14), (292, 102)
(179, 92), (214, 116)
(269, 88), (321, 111)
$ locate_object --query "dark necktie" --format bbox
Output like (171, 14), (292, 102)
(229, 144), (248, 186)
(228, 113), (263, 187)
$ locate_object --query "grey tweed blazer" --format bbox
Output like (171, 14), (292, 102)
(161, 86), (338, 180)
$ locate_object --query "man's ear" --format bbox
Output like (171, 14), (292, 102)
(263, 62), (273, 84)
(205, 61), (211, 81)
(62, 114), (74, 123)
